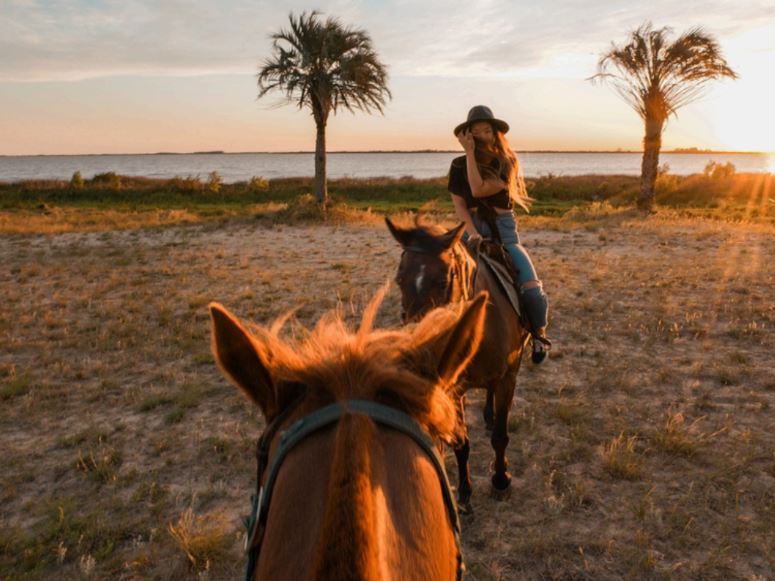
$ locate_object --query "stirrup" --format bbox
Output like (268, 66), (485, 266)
(531, 333), (551, 364)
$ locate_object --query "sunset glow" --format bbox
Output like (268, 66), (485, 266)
(0, 1), (773, 155)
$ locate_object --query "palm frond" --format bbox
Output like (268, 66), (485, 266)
(257, 11), (390, 121)
(590, 22), (737, 122)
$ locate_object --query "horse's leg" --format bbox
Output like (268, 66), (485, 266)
(483, 388), (494, 433)
(453, 394), (473, 511)
(491, 371), (517, 493)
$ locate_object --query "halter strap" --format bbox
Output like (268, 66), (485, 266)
(243, 400), (464, 580)
(401, 244), (474, 306)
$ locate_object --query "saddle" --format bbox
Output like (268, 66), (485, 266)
(467, 238), (524, 324)
(466, 204), (534, 334)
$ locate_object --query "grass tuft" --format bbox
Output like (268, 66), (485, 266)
(167, 508), (234, 572)
(653, 410), (705, 457)
(75, 447), (123, 484)
(601, 434), (643, 480)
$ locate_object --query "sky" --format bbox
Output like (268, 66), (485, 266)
(1, 0), (773, 155)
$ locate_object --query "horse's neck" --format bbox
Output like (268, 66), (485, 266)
(315, 415), (458, 580)
(258, 413), (457, 580)
(312, 413), (383, 580)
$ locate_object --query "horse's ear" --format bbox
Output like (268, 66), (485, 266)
(436, 291), (488, 385)
(209, 303), (277, 418)
(440, 222), (466, 250)
(385, 216), (412, 248)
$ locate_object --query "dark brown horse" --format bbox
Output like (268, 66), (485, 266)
(386, 217), (530, 504)
(209, 287), (487, 580)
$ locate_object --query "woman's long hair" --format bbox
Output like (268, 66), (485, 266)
(474, 128), (531, 212)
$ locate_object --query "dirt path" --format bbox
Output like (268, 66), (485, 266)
(1, 215), (773, 579)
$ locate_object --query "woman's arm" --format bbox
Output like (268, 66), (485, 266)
(450, 194), (480, 239)
(458, 129), (508, 198)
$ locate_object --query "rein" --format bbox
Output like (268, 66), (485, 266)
(242, 399), (464, 580)
(401, 244), (474, 306)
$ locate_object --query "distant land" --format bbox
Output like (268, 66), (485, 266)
(2, 149), (772, 157)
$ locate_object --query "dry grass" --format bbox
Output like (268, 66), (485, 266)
(601, 434), (644, 480)
(0, 209), (773, 578)
(167, 508), (236, 572)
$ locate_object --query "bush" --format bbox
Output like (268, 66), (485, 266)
(703, 161), (736, 179)
(206, 171), (222, 193)
(70, 171), (84, 189)
(89, 172), (122, 190)
(168, 176), (202, 193)
(248, 176), (269, 191)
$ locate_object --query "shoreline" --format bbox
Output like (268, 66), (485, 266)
(1, 150), (773, 158)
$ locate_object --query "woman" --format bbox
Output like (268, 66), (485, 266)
(448, 105), (551, 363)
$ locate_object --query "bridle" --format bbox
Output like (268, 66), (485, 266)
(400, 243), (474, 313)
(242, 395), (464, 580)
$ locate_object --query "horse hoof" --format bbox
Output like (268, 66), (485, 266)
(491, 471), (512, 492)
(490, 485), (511, 501)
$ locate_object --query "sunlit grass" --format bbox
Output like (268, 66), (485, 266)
(167, 508), (235, 572)
(1, 172), (771, 234)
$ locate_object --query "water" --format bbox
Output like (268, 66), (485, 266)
(0, 151), (772, 183)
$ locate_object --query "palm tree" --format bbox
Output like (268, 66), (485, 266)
(258, 11), (391, 204)
(591, 23), (737, 212)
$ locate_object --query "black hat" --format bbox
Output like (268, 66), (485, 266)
(454, 105), (509, 136)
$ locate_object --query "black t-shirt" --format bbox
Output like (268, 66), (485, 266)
(447, 155), (512, 210)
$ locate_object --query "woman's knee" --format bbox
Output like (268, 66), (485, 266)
(521, 279), (542, 290)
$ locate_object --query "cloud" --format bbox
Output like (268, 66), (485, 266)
(0, 0), (770, 81)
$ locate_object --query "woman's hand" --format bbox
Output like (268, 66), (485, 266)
(456, 128), (475, 154)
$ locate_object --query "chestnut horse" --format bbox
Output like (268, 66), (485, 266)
(209, 287), (488, 580)
(386, 217), (530, 505)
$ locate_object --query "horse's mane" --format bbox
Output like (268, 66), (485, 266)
(246, 285), (463, 442)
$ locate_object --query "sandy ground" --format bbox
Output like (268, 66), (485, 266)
(1, 213), (773, 579)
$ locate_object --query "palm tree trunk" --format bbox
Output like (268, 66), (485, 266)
(314, 120), (328, 205)
(639, 116), (664, 212)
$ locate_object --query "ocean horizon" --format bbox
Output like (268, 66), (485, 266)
(1, 151), (773, 183)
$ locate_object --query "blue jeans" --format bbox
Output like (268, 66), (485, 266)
(468, 212), (539, 285)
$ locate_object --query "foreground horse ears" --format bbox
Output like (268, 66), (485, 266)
(209, 303), (277, 419)
(433, 291), (488, 386)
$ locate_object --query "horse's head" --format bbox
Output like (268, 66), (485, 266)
(210, 287), (487, 579)
(209, 285), (487, 436)
(208, 289), (487, 579)
(385, 217), (468, 323)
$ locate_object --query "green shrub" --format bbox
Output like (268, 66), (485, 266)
(70, 171), (84, 189)
(168, 175), (202, 193)
(248, 176), (269, 191)
(89, 172), (122, 190)
(206, 171), (222, 193)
